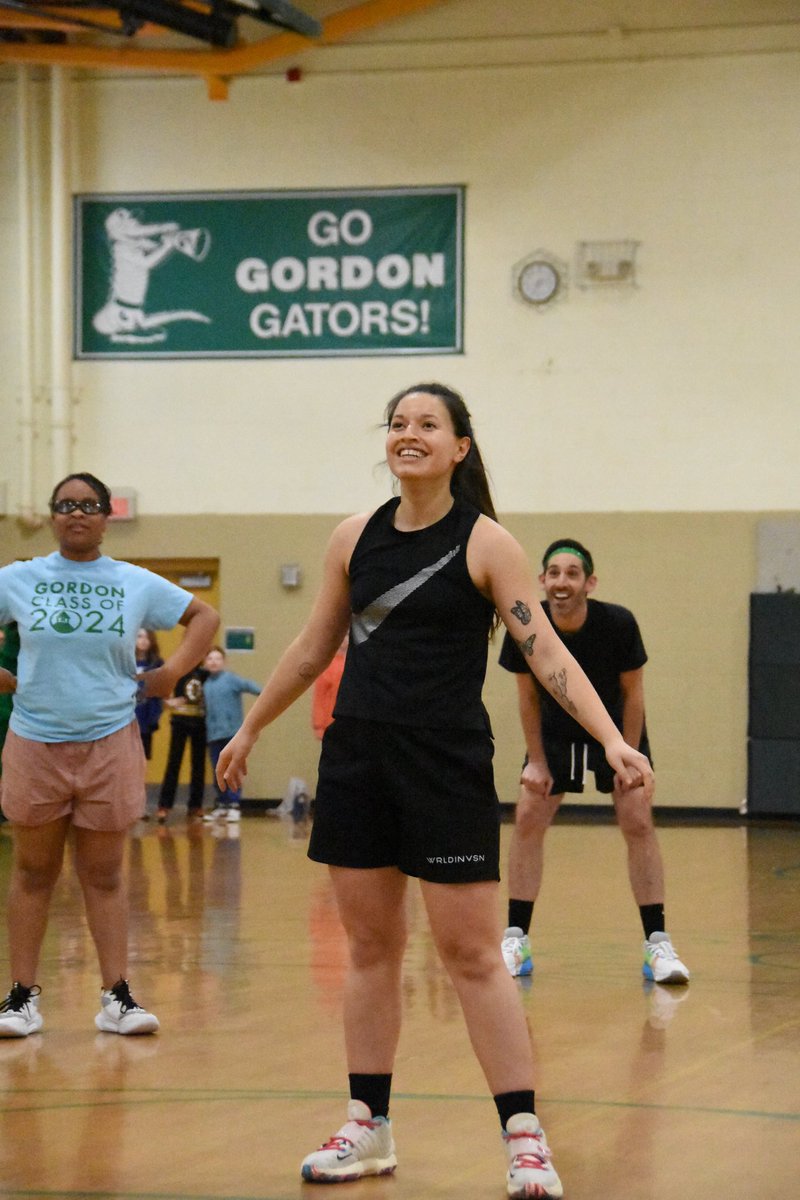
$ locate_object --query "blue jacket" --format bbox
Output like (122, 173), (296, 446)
(204, 670), (261, 742)
(135, 657), (164, 735)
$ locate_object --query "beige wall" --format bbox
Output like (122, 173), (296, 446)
(0, 509), (758, 808)
(1, 44), (797, 808)
(0, 52), (798, 516)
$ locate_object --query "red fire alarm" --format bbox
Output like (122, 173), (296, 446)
(109, 488), (137, 521)
(286, 66), (303, 83)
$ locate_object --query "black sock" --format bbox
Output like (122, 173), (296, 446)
(507, 899), (534, 935)
(349, 1073), (392, 1119)
(640, 903), (665, 939)
(494, 1090), (535, 1130)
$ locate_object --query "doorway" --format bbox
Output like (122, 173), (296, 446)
(129, 558), (220, 787)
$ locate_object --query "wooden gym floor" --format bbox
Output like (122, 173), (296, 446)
(0, 811), (797, 1200)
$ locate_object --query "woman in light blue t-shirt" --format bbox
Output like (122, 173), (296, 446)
(0, 472), (219, 1039)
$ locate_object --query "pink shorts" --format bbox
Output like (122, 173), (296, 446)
(0, 722), (146, 831)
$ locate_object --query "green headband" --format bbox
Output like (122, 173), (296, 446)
(544, 546), (592, 570)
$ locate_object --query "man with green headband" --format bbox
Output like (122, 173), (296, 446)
(498, 538), (689, 988)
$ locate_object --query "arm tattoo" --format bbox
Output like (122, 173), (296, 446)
(548, 667), (578, 714)
(298, 661), (316, 680)
(516, 634), (536, 658)
(510, 599), (532, 626)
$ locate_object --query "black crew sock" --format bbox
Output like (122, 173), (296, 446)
(640, 903), (666, 939)
(348, 1073), (392, 1119)
(507, 899), (534, 935)
(494, 1089), (535, 1130)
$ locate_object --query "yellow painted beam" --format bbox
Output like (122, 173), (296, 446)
(205, 73), (229, 100)
(0, 0), (450, 79)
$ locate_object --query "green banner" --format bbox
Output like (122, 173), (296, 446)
(74, 187), (464, 359)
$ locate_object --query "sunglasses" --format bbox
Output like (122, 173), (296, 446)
(51, 498), (108, 515)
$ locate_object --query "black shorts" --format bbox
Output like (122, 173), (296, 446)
(309, 717), (500, 884)
(531, 737), (653, 796)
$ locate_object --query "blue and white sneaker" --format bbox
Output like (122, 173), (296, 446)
(502, 927), (533, 977)
(503, 1113), (563, 1199)
(300, 1100), (397, 1182)
(202, 806), (228, 822)
(643, 932), (690, 985)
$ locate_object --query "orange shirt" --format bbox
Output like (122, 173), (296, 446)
(312, 652), (346, 739)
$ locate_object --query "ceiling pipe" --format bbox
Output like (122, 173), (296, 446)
(49, 65), (74, 488)
(118, 0), (236, 47)
(16, 65), (44, 530)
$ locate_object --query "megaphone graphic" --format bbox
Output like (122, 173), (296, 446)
(172, 228), (211, 262)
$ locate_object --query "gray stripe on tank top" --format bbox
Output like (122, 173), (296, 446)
(350, 546), (460, 646)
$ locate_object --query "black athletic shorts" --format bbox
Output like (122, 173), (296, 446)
(309, 716), (500, 884)
(529, 737), (652, 796)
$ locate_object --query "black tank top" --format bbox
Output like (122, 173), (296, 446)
(334, 496), (495, 731)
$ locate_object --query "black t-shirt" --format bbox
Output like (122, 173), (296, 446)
(170, 667), (208, 721)
(498, 599), (647, 744)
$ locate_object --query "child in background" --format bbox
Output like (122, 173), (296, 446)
(157, 665), (208, 823)
(0, 623), (20, 823)
(0, 623), (19, 754)
(134, 628), (164, 759)
(203, 646), (261, 823)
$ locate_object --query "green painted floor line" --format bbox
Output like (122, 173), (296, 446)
(546, 1095), (800, 1121)
(1, 1087), (798, 1123)
(0, 1192), (297, 1200)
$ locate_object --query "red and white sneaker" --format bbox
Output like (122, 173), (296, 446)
(300, 1099), (397, 1182)
(503, 1113), (563, 1199)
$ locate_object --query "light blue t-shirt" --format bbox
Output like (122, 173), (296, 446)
(0, 552), (192, 743)
(204, 670), (261, 742)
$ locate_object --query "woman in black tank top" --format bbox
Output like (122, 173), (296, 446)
(216, 383), (652, 1199)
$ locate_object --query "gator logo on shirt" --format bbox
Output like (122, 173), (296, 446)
(184, 678), (204, 704)
(50, 610), (82, 634)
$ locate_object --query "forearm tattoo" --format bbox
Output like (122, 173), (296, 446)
(298, 661), (316, 680)
(516, 634), (536, 658)
(510, 599), (532, 626)
(548, 667), (577, 714)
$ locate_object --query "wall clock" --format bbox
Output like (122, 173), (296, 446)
(517, 259), (561, 305)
